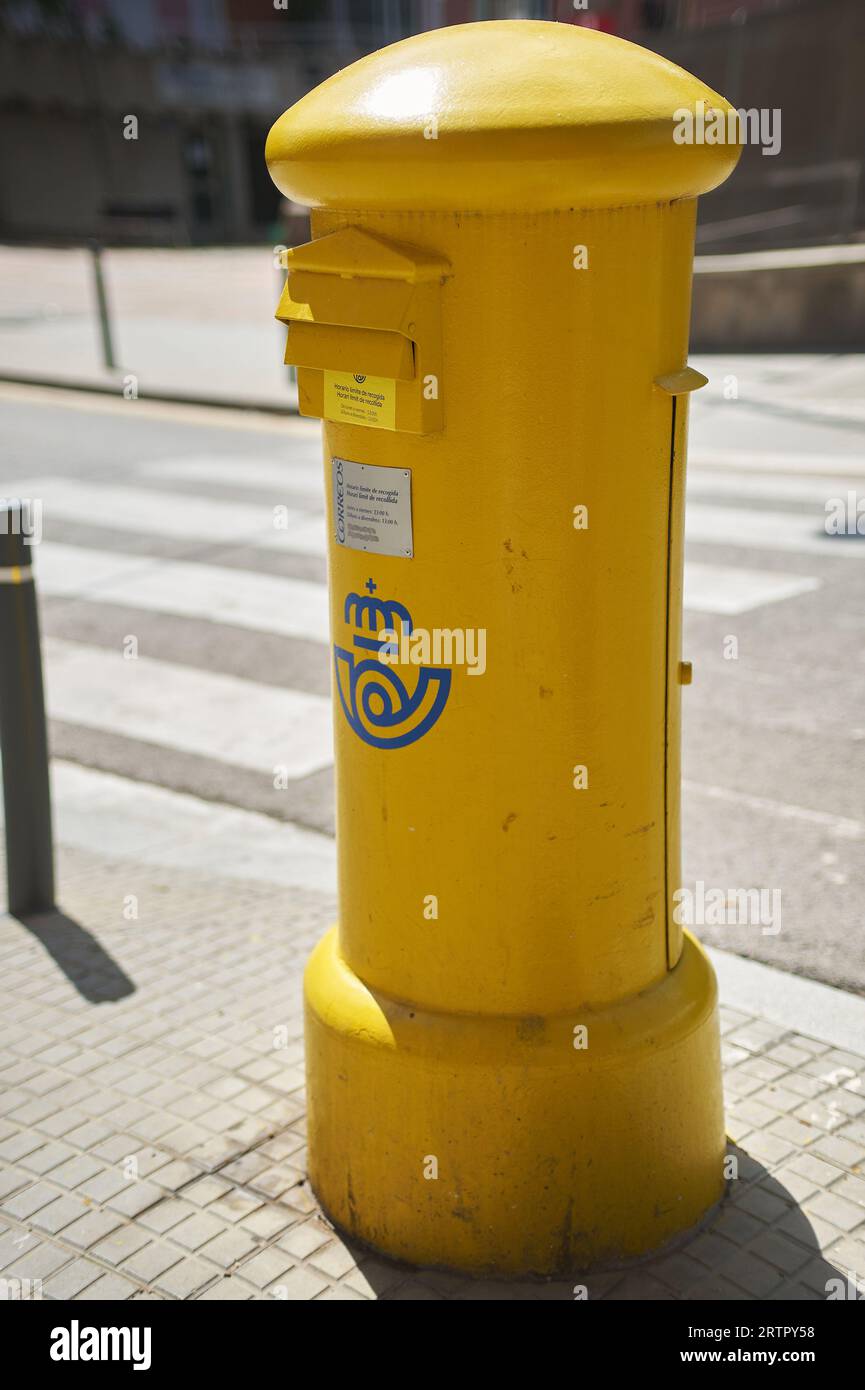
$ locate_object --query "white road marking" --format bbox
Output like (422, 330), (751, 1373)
(684, 780), (865, 840)
(45, 639), (333, 777)
(36, 540), (819, 627)
(16, 761), (336, 891)
(36, 543), (330, 643)
(691, 449), (865, 478)
(0, 380), (320, 436)
(686, 503), (864, 559)
(683, 563), (820, 614)
(5, 477), (327, 556)
(12, 476), (861, 567)
(688, 470), (865, 508)
(137, 453), (323, 498)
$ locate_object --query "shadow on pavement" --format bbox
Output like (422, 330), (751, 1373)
(325, 1144), (851, 1300)
(15, 907), (135, 1004)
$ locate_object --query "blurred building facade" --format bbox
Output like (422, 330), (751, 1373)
(0, 0), (861, 250)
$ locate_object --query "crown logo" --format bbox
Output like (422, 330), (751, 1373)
(344, 591), (413, 654)
(334, 584), (450, 750)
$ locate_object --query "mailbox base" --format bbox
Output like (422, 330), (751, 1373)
(304, 928), (725, 1276)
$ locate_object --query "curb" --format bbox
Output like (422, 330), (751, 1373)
(0, 371), (299, 417)
(707, 945), (865, 1056)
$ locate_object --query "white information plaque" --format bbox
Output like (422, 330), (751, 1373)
(332, 457), (413, 558)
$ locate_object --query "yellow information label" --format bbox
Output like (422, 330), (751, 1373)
(324, 372), (396, 431)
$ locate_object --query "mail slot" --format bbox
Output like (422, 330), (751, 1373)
(275, 225), (448, 433)
(285, 322), (415, 381)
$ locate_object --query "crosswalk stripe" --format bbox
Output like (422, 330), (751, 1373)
(684, 563), (820, 614)
(37, 543), (330, 643)
(137, 453), (324, 498)
(691, 449), (865, 478)
(13, 475), (862, 566)
(686, 503), (864, 559)
(687, 470), (862, 508)
(45, 639), (333, 777)
(5, 477), (327, 556)
(150, 454), (859, 509)
(2, 761), (337, 888)
(36, 539), (822, 628)
(684, 779), (865, 841)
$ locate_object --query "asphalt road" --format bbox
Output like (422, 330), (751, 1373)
(2, 362), (864, 992)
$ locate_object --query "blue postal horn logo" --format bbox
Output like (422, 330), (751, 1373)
(334, 584), (451, 749)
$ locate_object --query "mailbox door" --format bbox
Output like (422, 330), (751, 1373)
(664, 392), (689, 970)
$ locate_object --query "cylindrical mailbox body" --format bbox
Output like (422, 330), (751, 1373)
(267, 21), (740, 1274)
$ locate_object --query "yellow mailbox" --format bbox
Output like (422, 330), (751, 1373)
(267, 20), (740, 1275)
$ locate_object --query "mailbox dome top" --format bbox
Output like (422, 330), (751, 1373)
(266, 20), (740, 213)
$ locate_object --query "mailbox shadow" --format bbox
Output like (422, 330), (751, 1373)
(15, 907), (135, 1004)
(612, 1142), (853, 1301)
(319, 1143), (852, 1301)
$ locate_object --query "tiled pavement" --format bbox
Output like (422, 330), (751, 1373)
(1, 841), (864, 1302)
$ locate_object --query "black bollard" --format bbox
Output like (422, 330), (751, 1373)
(89, 240), (116, 372)
(0, 505), (55, 917)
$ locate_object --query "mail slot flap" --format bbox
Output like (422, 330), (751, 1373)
(285, 320), (415, 380)
(283, 225), (448, 284)
(276, 227), (450, 345)
(279, 271), (416, 338)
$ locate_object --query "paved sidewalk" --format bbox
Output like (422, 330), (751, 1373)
(1, 796), (864, 1301)
(0, 246), (297, 411)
